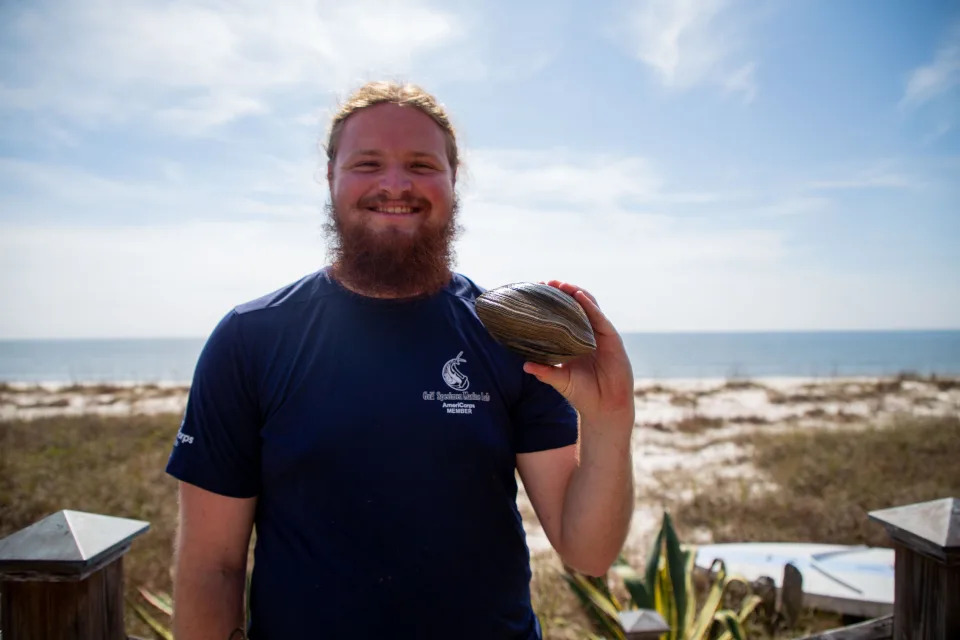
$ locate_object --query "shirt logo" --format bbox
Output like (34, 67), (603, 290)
(441, 350), (470, 391)
(422, 350), (491, 414)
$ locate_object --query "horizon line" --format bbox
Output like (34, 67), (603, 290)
(2, 327), (960, 341)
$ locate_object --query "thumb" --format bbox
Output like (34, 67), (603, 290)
(523, 361), (571, 398)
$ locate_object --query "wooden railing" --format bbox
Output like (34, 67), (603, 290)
(0, 498), (955, 639)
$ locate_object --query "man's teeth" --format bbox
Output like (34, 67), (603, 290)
(375, 206), (414, 214)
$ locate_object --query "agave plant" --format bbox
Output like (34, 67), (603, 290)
(564, 512), (763, 640)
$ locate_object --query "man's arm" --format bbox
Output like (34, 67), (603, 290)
(173, 481), (257, 639)
(517, 280), (635, 577)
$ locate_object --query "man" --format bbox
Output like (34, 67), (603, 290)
(166, 82), (635, 639)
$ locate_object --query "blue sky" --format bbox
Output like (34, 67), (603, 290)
(1, 0), (958, 338)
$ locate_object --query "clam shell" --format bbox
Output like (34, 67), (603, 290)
(476, 282), (597, 365)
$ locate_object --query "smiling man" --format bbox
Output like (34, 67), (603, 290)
(166, 82), (636, 640)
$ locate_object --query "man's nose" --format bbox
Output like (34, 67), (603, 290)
(378, 165), (412, 196)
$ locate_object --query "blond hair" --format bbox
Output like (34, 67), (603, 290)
(325, 81), (459, 173)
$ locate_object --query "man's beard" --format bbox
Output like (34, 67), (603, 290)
(322, 195), (462, 299)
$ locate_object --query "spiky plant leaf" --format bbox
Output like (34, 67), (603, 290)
(661, 513), (690, 639)
(127, 598), (174, 640)
(681, 547), (697, 633)
(137, 587), (173, 617)
(655, 563), (678, 640)
(688, 559), (728, 640)
(714, 610), (748, 640)
(562, 573), (627, 640)
(622, 574), (652, 610)
(643, 516), (666, 598)
(716, 594), (765, 640)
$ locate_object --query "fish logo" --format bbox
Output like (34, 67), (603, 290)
(441, 351), (470, 391)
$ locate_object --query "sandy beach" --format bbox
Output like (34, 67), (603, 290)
(4, 374), (958, 558)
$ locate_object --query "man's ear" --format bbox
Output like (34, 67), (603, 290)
(326, 161), (334, 184)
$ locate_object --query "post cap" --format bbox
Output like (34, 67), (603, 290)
(868, 497), (959, 564)
(619, 608), (670, 639)
(0, 510), (149, 581)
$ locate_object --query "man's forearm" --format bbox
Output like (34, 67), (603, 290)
(173, 565), (247, 640)
(559, 416), (634, 576)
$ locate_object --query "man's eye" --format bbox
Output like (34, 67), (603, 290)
(354, 161), (379, 169)
(412, 163), (436, 170)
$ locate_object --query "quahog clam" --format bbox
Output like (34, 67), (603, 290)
(475, 282), (597, 365)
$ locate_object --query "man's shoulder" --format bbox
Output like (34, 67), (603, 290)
(444, 272), (486, 303)
(233, 268), (335, 317)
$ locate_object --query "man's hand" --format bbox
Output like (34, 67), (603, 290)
(522, 280), (635, 433)
(517, 280), (635, 576)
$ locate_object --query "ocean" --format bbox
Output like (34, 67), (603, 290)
(1, 331), (959, 383)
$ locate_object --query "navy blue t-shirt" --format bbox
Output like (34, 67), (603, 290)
(166, 269), (578, 639)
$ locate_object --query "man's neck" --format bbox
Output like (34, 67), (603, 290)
(330, 264), (452, 300)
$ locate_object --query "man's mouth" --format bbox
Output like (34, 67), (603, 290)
(364, 202), (424, 216)
(368, 205), (418, 215)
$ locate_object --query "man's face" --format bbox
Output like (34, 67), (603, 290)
(328, 102), (455, 242)
(325, 102), (459, 298)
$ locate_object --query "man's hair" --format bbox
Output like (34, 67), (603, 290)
(325, 81), (460, 174)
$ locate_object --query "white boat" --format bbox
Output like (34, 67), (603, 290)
(693, 542), (894, 618)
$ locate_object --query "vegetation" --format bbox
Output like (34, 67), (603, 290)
(128, 587), (173, 640)
(673, 415), (960, 547)
(1, 381), (958, 638)
(565, 512), (761, 640)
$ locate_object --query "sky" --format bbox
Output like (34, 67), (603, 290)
(1, 0), (958, 339)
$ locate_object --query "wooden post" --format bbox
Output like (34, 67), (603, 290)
(0, 510), (149, 640)
(868, 497), (959, 640)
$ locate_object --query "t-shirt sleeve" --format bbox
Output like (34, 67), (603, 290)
(166, 310), (262, 498)
(511, 372), (579, 453)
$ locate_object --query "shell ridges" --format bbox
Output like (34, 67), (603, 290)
(475, 282), (597, 365)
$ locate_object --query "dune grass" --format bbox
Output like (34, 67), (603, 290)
(672, 414), (960, 547)
(2, 407), (958, 638)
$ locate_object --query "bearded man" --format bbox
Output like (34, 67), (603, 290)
(166, 82), (636, 640)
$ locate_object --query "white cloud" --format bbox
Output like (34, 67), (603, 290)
(0, 155), (328, 235)
(463, 149), (663, 208)
(0, 146), (795, 337)
(750, 195), (832, 217)
(901, 22), (960, 109)
(452, 149), (794, 330)
(3, 144), (954, 337)
(156, 95), (270, 135)
(1, 0), (468, 132)
(807, 162), (921, 191)
(614, 0), (758, 102)
(722, 62), (757, 104)
(0, 220), (328, 338)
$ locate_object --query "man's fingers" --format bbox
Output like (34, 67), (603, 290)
(540, 279), (614, 338)
(523, 361), (571, 398)
(546, 280), (598, 306)
(567, 290), (616, 339)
